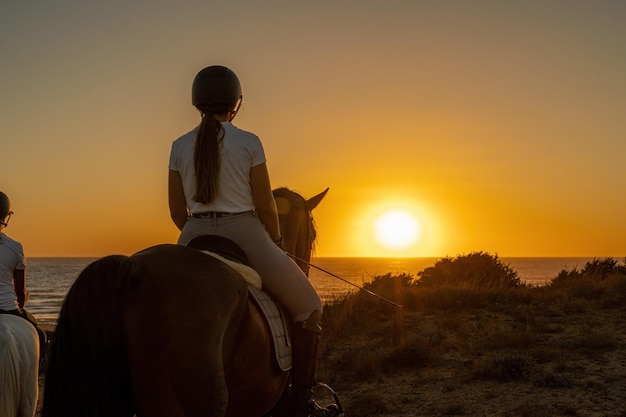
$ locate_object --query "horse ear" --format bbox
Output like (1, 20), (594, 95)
(306, 188), (329, 211)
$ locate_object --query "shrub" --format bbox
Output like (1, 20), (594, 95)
(581, 257), (622, 280)
(415, 252), (522, 289)
(385, 333), (435, 369)
(363, 272), (413, 292)
(551, 268), (581, 285)
(550, 257), (626, 285)
(362, 273), (413, 308)
(473, 353), (534, 381)
(602, 273), (626, 307)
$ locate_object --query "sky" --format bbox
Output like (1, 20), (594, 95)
(1, 0), (625, 258)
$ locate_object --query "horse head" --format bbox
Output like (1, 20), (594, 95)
(273, 188), (328, 276)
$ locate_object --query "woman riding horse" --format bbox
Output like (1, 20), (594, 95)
(42, 188), (333, 417)
(168, 65), (338, 417)
(0, 192), (47, 360)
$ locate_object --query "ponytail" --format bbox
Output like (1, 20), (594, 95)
(193, 113), (224, 204)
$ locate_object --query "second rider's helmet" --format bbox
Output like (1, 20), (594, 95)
(0, 192), (13, 227)
(191, 65), (242, 114)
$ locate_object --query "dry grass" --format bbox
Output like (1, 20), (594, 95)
(316, 267), (626, 416)
(35, 254), (626, 416)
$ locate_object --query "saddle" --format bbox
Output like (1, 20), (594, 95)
(187, 235), (292, 371)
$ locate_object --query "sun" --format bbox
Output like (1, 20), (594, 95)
(374, 209), (422, 249)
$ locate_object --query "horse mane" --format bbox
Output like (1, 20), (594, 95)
(42, 255), (140, 417)
(272, 187), (318, 252)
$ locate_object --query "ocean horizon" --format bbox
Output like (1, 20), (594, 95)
(25, 256), (606, 327)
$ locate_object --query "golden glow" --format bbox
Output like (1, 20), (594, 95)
(374, 210), (421, 249)
(344, 193), (445, 258)
(2, 3), (625, 257)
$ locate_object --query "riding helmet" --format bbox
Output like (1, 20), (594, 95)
(191, 65), (242, 113)
(0, 192), (11, 219)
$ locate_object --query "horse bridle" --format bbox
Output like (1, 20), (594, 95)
(301, 206), (315, 276)
(275, 189), (317, 277)
(292, 193), (315, 277)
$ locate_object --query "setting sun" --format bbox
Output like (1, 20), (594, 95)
(374, 210), (422, 250)
(348, 193), (444, 257)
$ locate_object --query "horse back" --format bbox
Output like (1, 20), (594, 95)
(125, 244), (251, 417)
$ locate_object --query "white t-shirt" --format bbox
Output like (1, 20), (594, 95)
(0, 233), (26, 310)
(169, 122), (267, 214)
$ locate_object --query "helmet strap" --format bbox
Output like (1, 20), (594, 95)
(0, 211), (13, 228)
(228, 96), (243, 122)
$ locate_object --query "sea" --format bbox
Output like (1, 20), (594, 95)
(25, 256), (599, 328)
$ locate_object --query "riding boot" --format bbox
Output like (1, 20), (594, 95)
(291, 310), (340, 417)
(38, 332), (50, 373)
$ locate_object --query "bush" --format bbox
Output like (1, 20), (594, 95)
(360, 273), (416, 311)
(550, 257), (626, 285)
(582, 257), (625, 280)
(415, 252), (522, 289)
(551, 268), (581, 285)
(473, 353), (534, 382)
(363, 272), (413, 292)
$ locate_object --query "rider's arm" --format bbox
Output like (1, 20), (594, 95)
(168, 169), (188, 231)
(13, 268), (26, 309)
(250, 163), (281, 244)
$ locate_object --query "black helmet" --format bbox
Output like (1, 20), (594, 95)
(191, 65), (242, 113)
(0, 192), (12, 221)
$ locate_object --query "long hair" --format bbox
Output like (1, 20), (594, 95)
(193, 111), (224, 204)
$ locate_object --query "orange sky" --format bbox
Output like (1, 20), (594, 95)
(2, 1), (625, 258)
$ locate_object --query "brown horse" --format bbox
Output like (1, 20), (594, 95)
(42, 188), (329, 417)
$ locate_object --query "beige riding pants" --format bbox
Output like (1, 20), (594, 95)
(177, 211), (322, 322)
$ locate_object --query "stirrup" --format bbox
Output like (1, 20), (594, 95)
(297, 382), (342, 417)
(315, 382), (343, 415)
(300, 402), (340, 417)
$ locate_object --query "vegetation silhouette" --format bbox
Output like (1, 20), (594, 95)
(317, 253), (626, 417)
(36, 253), (626, 416)
(415, 251), (522, 289)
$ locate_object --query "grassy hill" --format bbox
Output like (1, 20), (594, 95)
(316, 253), (626, 416)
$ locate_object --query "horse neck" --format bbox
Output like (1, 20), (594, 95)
(295, 238), (312, 277)
(275, 189), (315, 276)
(284, 210), (313, 276)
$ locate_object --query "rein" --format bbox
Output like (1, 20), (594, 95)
(286, 252), (404, 309)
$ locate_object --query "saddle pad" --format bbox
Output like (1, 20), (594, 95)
(248, 286), (292, 371)
(200, 250), (262, 290)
